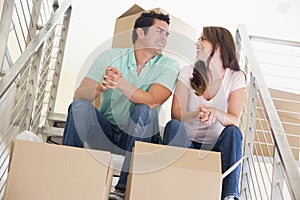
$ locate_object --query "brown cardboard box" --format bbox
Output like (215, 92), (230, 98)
(126, 141), (241, 200)
(4, 140), (113, 200)
(112, 4), (196, 66)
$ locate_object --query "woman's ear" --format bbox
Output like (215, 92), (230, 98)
(215, 44), (221, 54)
(212, 44), (221, 57)
(215, 44), (220, 51)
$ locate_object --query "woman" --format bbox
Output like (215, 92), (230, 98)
(163, 26), (246, 200)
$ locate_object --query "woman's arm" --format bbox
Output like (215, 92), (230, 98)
(200, 87), (245, 126)
(171, 80), (199, 122)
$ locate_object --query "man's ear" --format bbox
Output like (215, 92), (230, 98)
(136, 27), (145, 39)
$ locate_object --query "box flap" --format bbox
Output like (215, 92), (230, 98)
(4, 140), (113, 200)
(133, 141), (221, 174)
(117, 4), (145, 19)
(127, 142), (223, 200)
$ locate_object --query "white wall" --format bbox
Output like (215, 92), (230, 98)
(55, 0), (300, 114)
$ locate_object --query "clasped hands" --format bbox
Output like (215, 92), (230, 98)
(197, 105), (215, 125)
(100, 66), (122, 90)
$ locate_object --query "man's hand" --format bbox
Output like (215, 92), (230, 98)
(102, 66), (122, 89)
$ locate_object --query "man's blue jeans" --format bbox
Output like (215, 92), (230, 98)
(163, 119), (243, 200)
(62, 99), (157, 191)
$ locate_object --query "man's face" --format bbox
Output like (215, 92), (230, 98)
(141, 19), (169, 55)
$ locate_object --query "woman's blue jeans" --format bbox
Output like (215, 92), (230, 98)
(62, 99), (157, 191)
(163, 119), (243, 200)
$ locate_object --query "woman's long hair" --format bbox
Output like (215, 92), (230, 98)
(190, 26), (241, 96)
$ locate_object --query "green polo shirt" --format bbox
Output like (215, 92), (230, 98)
(86, 47), (179, 127)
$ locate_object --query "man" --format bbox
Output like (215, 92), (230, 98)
(62, 11), (179, 200)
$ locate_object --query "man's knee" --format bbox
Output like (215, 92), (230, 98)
(129, 104), (153, 126)
(71, 99), (93, 109)
(69, 99), (96, 117)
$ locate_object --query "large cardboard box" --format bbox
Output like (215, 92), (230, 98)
(112, 4), (196, 67)
(126, 141), (240, 200)
(4, 140), (114, 200)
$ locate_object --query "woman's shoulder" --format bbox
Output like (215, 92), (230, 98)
(226, 69), (246, 89)
(180, 64), (194, 74)
(178, 65), (194, 84)
(227, 69), (245, 79)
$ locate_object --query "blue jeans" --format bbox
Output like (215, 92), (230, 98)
(62, 99), (158, 191)
(163, 119), (243, 200)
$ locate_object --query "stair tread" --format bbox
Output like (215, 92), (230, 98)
(47, 112), (67, 122)
(38, 126), (64, 137)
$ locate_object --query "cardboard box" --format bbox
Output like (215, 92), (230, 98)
(112, 4), (196, 67)
(4, 140), (113, 200)
(126, 141), (241, 200)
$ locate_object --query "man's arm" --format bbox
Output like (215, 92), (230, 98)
(105, 67), (172, 109)
(73, 77), (106, 102)
(117, 80), (171, 109)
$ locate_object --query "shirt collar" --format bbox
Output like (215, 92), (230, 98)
(128, 47), (136, 69)
(128, 47), (162, 69)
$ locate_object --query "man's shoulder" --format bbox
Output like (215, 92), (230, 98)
(156, 54), (179, 68)
(157, 54), (175, 62)
(94, 48), (132, 63)
(102, 48), (131, 56)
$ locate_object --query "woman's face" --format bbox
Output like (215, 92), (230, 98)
(195, 34), (213, 61)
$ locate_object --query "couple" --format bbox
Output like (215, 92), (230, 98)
(62, 10), (246, 200)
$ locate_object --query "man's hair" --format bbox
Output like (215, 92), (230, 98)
(132, 11), (170, 44)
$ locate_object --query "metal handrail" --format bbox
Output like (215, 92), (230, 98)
(237, 24), (300, 200)
(0, 0), (72, 99)
(250, 35), (300, 48)
(0, 0), (16, 71)
(0, 0), (72, 198)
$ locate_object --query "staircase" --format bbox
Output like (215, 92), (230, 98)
(0, 1), (300, 199)
(0, 0), (72, 198)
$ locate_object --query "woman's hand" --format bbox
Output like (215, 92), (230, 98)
(198, 105), (215, 125)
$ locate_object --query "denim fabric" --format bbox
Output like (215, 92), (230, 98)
(62, 99), (157, 191)
(163, 119), (243, 200)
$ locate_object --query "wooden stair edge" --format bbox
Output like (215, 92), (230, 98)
(47, 112), (67, 122)
(38, 126), (64, 137)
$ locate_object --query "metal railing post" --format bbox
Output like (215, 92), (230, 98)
(240, 74), (259, 199)
(26, 0), (43, 45)
(271, 149), (285, 199)
(0, 0), (16, 71)
(46, 7), (71, 120)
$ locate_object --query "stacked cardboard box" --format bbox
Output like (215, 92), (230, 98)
(126, 142), (225, 200)
(4, 140), (114, 200)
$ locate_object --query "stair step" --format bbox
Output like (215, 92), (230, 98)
(47, 112), (67, 122)
(47, 112), (67, 128)
(38, 126), (64, 137)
